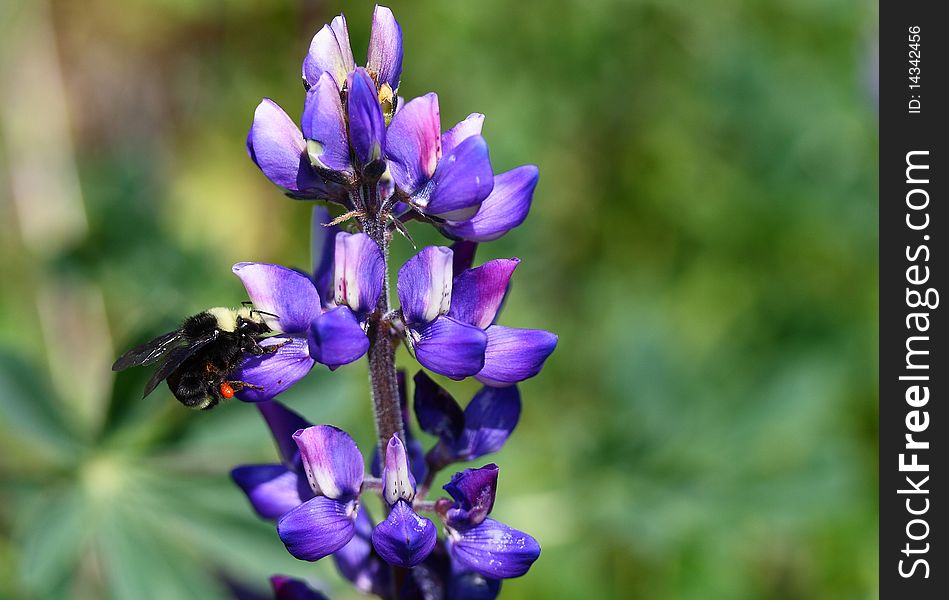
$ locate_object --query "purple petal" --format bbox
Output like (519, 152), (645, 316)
(257, 400), (311, 465)
(370, 436), (428, 486)
(442, 166), (538, 242)
(413, 370), (464, 445)
(277, 496), (358, 561)
(231, 464), (308, 520)
(310, 206), (338, 304)
(448, 259), (519, 329)
(413, 316), (487, 380)
(270, 576), (329, 600)
(346, 68), (387, 167)
(247, 100), (328, 198)
(457, 386), (521, 459)
(301, 73), (351, 174)
(448, 571), (502, 600)
(334, 232), (384, 315)
(382, 434), (416, 505)
(367, 5), (403, 91)
(232, 263), (321, 333)
(334, 506), (390, 595)
(450, 518), (540, 579)
(443, 465), (498, 529)
(476, 326), (558, 387)
(415, 135), (493, 221)
(233, 337), (315, 403)
(398, 246), (453, 325)
(441, 113), (484, 157)
(293, 425), (364, 499)
(370, 500), (437, 568)
(451, 240), (479, 276)
(385, 93), (441, 194)
(307, 306), (369, 370)
(302, 15), (354, 89)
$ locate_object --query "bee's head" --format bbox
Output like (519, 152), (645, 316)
(236, 305), (276, 333)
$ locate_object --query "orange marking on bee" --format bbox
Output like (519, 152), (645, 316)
(219, 382), (235, 398)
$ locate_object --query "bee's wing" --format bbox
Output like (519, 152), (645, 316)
(112, 329), (187, 371)
(142, 330), (220, 398)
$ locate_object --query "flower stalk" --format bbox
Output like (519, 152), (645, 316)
(361, 183), (406, 458)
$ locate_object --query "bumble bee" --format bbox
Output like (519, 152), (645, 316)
(112, 305), (281, 410)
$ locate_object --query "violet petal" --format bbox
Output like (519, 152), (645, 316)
(448, 259), (520, 329)
(310, 206), (338, 304)
(334, 232), (384, 315)
(442, 165), (539, 242)
(441, 113), (484, 157)
(346, 68), (387, 167)
(277, 496), (358, 562)
(385, 93), (441, 194)
(301, 73), (351, 174)
(451, 240), (479, 276)
(293, 425), (364, 499)
(397, 246), (454, 325)
(448, 571), (502, 600)
(307, 306), (369, 370)
(476, 326), (558, 386)
(302, 15), (354, 89)
(371, 500), (437, 568)
(233, 337), (315, 403)
(232, 262), (321, 333)
(413, 316), (487, 380)
(270, 575), (329, 600)
(247, 99), (327, 197)
(367, 5), (403, 91)
(231, 464), (308, 520)
(457, 385), (521, 459)
(450, 518), (540, 579)
(443, 464), (499, 529)
(413, 370), (465, 445)
(382, 434), (416, 505)
(416, 135), (493, 221)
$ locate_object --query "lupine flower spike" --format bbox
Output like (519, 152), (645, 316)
(112, 4), (562, 598)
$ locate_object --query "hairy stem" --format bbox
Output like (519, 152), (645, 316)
(362, 182), (405, 459)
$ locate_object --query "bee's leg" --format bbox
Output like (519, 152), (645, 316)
(262, 340), (289, 354)
(242, 337), (289, 356)
(226, 380), (264, 392)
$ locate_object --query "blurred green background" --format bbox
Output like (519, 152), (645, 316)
(0, 0), (878, 598)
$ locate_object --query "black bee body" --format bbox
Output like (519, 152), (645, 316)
(112, 306), (278, 410)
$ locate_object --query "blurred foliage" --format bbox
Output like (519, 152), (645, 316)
(0, 0), (877, 599)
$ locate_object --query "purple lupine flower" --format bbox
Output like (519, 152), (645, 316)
(412, 371), (521, 470)
(449, 257), (558, 386)
(308, 231), (383, 369)
(371, 435), (438, 568)
(397, 245), (557, 384)
(397, 246), (488, 379)
(247, 98), (348, 201)
(440, 465), (540, 579)
(252, 6), (404, 198)
(233, 402), (390, 595)
(230, 263), (320, 402)
(441, 164), (540, 242)
(231, 218), (383, 398)
(302, 6), (402, 95)
(231, 401), (313, 519)
(276, 425), (365, 561)
(385, 95), (495, 221)
(269, 575), (329, 600)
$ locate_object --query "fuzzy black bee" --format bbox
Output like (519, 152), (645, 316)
(112, 306), (281, 410)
